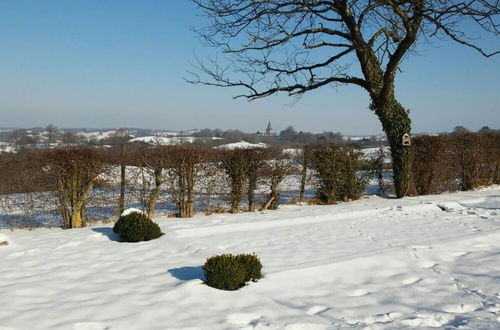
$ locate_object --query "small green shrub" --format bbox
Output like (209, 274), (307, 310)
(113, 212), (163, 242)
(203, 254), (246, 291)
(236, 253), (262, 282)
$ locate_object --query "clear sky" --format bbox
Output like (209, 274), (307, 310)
(0, 1), (499, 135)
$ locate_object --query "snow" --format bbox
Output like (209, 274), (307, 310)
(128, 136), (221, 146)
(79, 130), (122, 141)
(216, 140), (268, 150)
(129, 136), (197, 145)
(361, 146), (391, 164)
(1, 187), (500, 329)
(0, 233), (8, 245)
(0, 142), (16, 153)
(120, 208), (145, 217)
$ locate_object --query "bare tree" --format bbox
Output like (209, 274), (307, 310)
(45, 124), (59, 147)
(190, 0), (499, 197)
(167, 146), (209, 218)
(44, 148), (111, 228)
(262, 148), (291, 210)
(134, 146), (171, 219)
(8, 129), (40, 150)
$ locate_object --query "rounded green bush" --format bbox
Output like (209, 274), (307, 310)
(236, 254), (262, 282)
(203, 254), (246, 291)
(113, 212), (163, 242)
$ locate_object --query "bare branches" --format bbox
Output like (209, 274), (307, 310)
(422, 0), (500, 57)
(190, 0), (500, 100)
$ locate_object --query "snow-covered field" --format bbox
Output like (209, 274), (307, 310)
(1, 188), (500, 329)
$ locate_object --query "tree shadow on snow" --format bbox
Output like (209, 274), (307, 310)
(168, 266), (206, 282)
(92, 227), (120, 242)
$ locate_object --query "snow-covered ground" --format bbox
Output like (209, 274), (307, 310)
(1, 188), (500, 329)
(216, 140), (268, 150)
(0, 141), (16, 153)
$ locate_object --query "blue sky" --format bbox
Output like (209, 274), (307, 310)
(0, 1), (499, 134)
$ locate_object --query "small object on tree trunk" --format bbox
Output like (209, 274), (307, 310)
(402, 134), (411, 147)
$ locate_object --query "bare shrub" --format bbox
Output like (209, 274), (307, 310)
(452, 133), (492, 190)
(412, 136), (458, 195)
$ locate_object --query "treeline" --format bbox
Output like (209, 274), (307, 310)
(0, 144), (372, 229)
(193, 126), (348, 146)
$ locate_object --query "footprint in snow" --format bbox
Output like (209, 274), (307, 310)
(442, 303), (482, 314)
(55, 241), (82, 250)
(419, 261), (436, 269)
(351, 312), (403, 325)
(7, 249), (40, 259)
(473, 243), (492, 248)
(411, 245), (432, 249)
(306, 305), (328, 315)
(450, 251), (470, 257)
(347, 289), (369, 297)
(227, 313), (261, 326)
(73, 322), (109, 330)
(402, 277), (421, 285)
(401, 312), (455, 328)
(284, 323), (328, 330)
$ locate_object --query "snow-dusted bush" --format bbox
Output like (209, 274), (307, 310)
(113, 212), (163, 242)
(204, 254), (246, 290)
(235, 253), (262, 282)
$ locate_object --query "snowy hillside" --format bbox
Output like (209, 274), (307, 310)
(129, 136), (197, 145)
(216, 140), (268, 150)
(1, 188), (500, 329)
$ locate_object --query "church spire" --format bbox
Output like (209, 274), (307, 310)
(265, 122), (274, 136)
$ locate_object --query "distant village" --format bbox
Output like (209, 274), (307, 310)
(0, 122), (495, 153)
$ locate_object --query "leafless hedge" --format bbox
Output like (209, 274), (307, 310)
(412, 133), (500, 195)
(1, 134), (499, 228)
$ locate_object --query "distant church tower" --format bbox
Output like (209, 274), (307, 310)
(265, 121), (274, 136)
